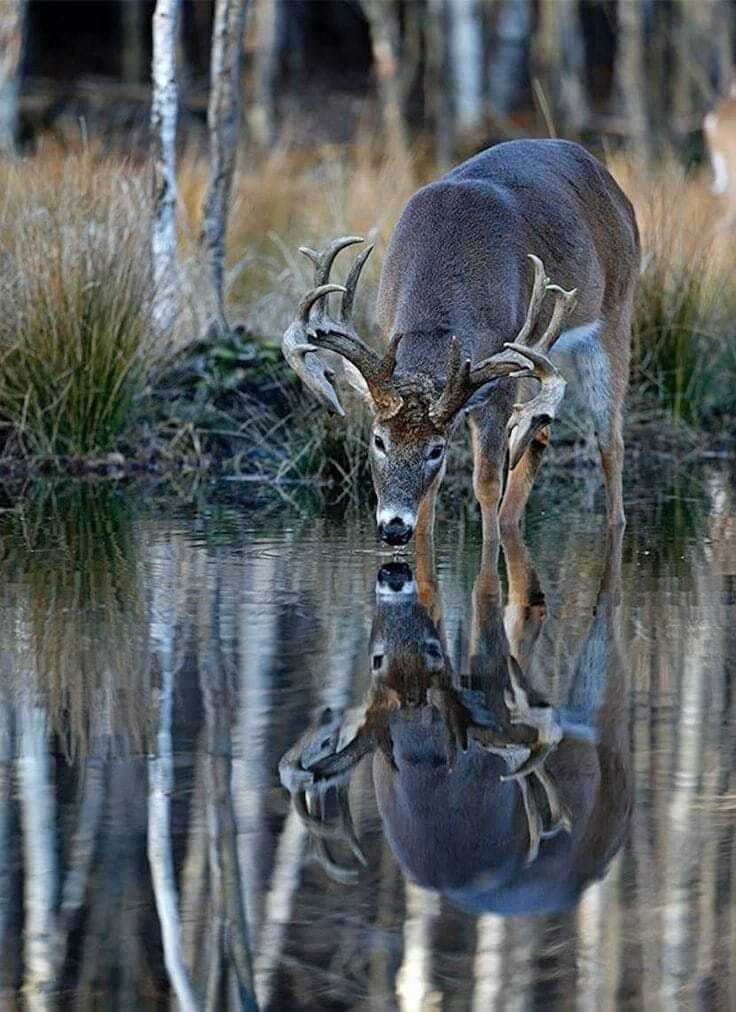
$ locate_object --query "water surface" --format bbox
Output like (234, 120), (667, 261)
(0, 468), (734, 1010)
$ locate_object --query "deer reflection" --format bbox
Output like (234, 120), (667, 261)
(280, 530), (631, 915)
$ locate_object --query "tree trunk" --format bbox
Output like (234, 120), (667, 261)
(147, 546), (200, 1012)
(449, 0), (484, 135)
(362, 0), (410, 166)
(122, 0), (145, 85)
(615, 0), (650, 163)
(713, 0), (735, 97)
(488, 0), (533, 119)
(151, 0), (181, 333)
(0, 0), (24, 156)
(200, 0), (251, 340)
(425, 0), (454, 171)
(558, 0), (588, 136)
(251, 0), (286, 148)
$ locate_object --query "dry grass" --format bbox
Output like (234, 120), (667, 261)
(0, 140), (733, 478)
(609, 153), (736, 430)
(0, 151), (158, 457)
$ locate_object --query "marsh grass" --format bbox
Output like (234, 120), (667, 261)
(0, 153), (157, 457)
(0, 141), (733, 482)
(609, 155), (736, 431)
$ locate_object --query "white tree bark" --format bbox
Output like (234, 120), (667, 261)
(0, 0), (24, 156)
(200, 0), (251, 338)
(151, 0), (181, 333)
(147, 545), (200, 1012)
(449, 0), (484, 134)
(18, 705), (58, 1011)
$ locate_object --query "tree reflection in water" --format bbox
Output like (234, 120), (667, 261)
(0, 472), (733, 1009)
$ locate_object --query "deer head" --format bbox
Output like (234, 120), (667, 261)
(283, 239), (577, 546)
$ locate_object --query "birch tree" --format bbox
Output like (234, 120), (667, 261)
(0, 0), (24, 156)
(200, 0), (251, 339)
(151, 0), (181, 332)
(449, 0), (484, 136)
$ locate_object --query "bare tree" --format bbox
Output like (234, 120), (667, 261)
(200, 0), (251, 339)
(362, 0), (410, 165)
(251, 0), (287, 148)
(449, 0), (484, 136)
(615, 0), (651, 162)
(0, 0), (24, 156)
(151, 0), (181, 332)
(425, 0), (454, 171)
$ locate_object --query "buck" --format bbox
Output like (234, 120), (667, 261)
(704, 81), (736, 208)
(279, 529), (631, 910)
(283, 139), (640, 546)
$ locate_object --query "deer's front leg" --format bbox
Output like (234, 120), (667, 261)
(469, 409), (506, 543)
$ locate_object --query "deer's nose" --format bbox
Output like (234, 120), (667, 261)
(377, 562), (414, 594)
(379, 516), (414, 546)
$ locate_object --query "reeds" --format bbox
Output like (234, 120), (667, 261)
(0, 141), (733, 476)
(610, 154), (736, 430)
(0, 152), (157, 457)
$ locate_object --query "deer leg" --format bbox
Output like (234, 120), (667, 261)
(498, 425), (550, 533)
(469, 416), (505, 543)
(415, 461), (445, 542)
(567, 319), (629, 529)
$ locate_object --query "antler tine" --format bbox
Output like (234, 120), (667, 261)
(298, 283), (346, 323)
(284, 235), (403, 417)
(340, 244), (374, 323)
(516, 253), (550, 345)
(299, 235), (364, 287)
(537, 283), (578, 352)
(428, 254), (552, 426)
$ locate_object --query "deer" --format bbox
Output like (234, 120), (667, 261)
(282, 139), (640, 546)
(279, 527), (631, 912)
(704, 80), (736, 215)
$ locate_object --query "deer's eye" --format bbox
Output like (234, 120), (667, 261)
(427, 444), (444, 462)
(374, 435), (386, 454)
(372, 653), (384, 670)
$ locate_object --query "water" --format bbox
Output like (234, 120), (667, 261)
(0, 467), (735, 1010)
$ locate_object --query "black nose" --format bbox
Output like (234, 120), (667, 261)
(378, 517), (413, 546)
(377, 562), (414, 593)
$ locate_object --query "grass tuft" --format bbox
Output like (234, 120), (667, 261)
(610, 154), (736, 430)
(0, 152), (158, 456)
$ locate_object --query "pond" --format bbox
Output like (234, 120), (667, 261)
(0, 466), (734, 1010)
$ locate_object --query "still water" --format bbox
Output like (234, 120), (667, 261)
(0, 467), (735, 1010)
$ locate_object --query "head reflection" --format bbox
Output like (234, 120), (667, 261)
(280, 530), (631, 916)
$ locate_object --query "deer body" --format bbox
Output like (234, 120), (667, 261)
(283, 140), (640, 544)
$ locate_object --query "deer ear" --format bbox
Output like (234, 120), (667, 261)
(340, 359), (376, 408)
(459, 381), (496, 416)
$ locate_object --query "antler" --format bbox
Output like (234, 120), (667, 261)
(468, 654), (571, 863)
(428, 256), (577, 456)
(281, 236), (403, 417)
(279, 706), (376, 883)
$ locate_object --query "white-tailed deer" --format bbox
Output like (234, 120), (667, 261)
(279, 529), (631, 911)
(704, 80), (736, 207)
(283, 139), (640, 545)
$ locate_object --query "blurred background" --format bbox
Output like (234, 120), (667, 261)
(4, 0), (734, 162)
(0, 1), (735, 484)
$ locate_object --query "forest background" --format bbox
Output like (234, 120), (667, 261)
(0, 0), (734, 491)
